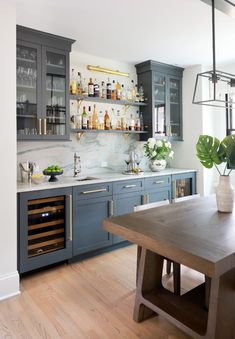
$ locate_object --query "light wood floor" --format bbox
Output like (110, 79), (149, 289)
(0, 245), (204, 339)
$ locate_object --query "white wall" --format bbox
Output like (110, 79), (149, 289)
(171, 65), (204, 195)
(0, 2), (19, 300)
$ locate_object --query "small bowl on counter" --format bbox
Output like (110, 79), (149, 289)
(31, 173), (45, 185)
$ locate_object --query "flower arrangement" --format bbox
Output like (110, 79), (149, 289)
(144, 138), (174, 161)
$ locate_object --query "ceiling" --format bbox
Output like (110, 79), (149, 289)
(16, 0), (235, 67)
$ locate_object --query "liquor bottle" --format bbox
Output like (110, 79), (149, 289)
(116, 110), (121, 130)
(139, 84), (144, 102)
(87, 106), (92, 129)
(101, 81), (106, 98)
(135, 111), (140, 131)
(92, 104), (98, 129)
(94, 79), (100, 97)
(81, 106), (88, 129)
(106, 78), (112, 99)
(70, 101), (76, 129)
(88, 78), (94, 97)
(129, 114), (135, 131)
(140, 112), (144, 131)
(135, 85), (140, 102)
(111, 80), (117, 100)
(99, 111), (104, 130)
(82, 78), (88, 96)
(131, 80), (136, 101)
(121, 84), (126, 100)
(76, 72), (82, 95)
(116, 81), (121, 100)
(104, 110), (111, 130)
(70, 69), (77, 95)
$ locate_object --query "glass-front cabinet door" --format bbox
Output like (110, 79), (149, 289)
(17, 42), (42, 140)
(168, 77), (181, 139)
(154, 74), (166, 137)
(42, 48), (68, 139)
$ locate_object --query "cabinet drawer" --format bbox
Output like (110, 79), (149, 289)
(113, 179), (144, 195)
(145, 175), (171, 190)
(73, 183), (112, 200)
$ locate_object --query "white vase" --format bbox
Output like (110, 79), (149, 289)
(149, 159), (167, 172)
(216, 175), (234, 213)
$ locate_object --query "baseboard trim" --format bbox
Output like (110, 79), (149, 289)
(0, 271), (20, 301)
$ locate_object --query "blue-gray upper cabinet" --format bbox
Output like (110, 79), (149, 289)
(72, 184), (113, 255)
(17, 25), (75, 141)
(135, 60), (184, 141)
(172, 172), (196, 199)
(18, 187), (73, 274)
(112, 179), (145, 244)
(144, 176), (171, 203)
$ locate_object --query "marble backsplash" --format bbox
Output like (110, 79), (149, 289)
(17, 133), (150, 179)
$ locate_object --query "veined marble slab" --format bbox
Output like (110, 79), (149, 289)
(17, 168), (196, 193)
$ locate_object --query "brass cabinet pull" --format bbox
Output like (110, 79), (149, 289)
(154, 180), (165, 184)
(38, 118), (42, 135)
(123, 184), (137, 189)
(146, 194), (150, 204)
(108, 200), (114, 217)
(81, 188), (107, 194)
(43, 118), (47, 135)
(69, 194), (72, 241)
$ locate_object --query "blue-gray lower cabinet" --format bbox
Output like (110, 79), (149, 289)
(72, 185), (113, 255)
(18, 187), (73, 274)
(113, 191), (144, 244)
(144, 175), (171, 204)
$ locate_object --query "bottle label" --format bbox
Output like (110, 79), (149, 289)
(82, 117), (88, 128)
(88, 85), (94, 96)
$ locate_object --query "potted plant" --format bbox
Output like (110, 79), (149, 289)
(196, 134), (235, 212)
(144, 138), (174, 172)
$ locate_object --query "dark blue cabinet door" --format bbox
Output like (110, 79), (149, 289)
(113, 192), (144, 244)
(73, 196), (112, 255)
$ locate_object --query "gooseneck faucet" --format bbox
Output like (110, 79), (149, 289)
(74, 152), (81, 176)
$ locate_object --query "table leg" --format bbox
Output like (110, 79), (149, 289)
(134, 247), (164, 322)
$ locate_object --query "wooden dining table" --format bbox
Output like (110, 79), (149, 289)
(102, 195), (235, 339)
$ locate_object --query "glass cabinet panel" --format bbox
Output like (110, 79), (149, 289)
(45, 51), (66, 136)
(27, 196), (66, 258)
(174, 178), (193, 198)
(17, 44), (39, 137)
(154, 104), (166, 136)
(169, 78), (181, 138)
(154, 75), (166, 103)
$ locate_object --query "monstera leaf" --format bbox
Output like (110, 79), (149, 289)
(196, 135), (224, 169)
(220, 135), (235, 168)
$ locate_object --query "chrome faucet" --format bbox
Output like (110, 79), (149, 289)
(74, 153), (81, 176)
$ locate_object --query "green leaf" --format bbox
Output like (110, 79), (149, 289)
(220, 135), (235, 168)
(196, 135), (224, 169)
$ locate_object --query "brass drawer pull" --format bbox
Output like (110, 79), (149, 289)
(38, 118), (42, 135)
(154, 180), (165, 184)
(108, 200), (114, 217)
(81, 188), (107, 194)
(43, 118), (47, 135)
(123, 184), (137, 188)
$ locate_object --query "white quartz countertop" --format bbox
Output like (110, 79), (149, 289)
(17, 168), (197, 193)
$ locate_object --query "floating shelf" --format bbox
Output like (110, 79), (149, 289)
(71, 129), (148, 134)
(69, 95), (147, 107)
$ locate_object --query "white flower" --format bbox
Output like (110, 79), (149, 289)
(167, 141), (171, 149)
(169, 151), (174, 159)
(152, 151), (157, 157)
(147, 138), (156, 149)
(156, 140), (163, 148)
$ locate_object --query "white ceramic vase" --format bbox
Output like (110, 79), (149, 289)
(216, 175), (234, 213)
(149, 159), (167, 172)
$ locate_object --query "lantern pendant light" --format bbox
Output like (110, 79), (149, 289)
(193, 0), (235, 108)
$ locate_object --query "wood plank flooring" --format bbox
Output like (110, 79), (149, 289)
(0, 245), (204, 339)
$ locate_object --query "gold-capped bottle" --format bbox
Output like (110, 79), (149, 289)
(70, 69), (77, 95)
(104, 110), (111, 130)
(92, 104), (98, 129)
